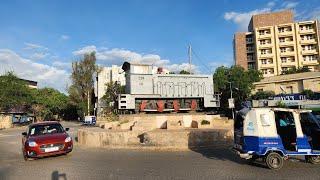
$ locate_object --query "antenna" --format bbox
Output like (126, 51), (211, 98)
(188, 44), (192, 73)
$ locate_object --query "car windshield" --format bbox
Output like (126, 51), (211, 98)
(28, 124), (64, 136)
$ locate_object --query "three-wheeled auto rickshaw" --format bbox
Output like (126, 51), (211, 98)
(233, 108), (320, 170)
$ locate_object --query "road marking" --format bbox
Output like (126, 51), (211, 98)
(0, 134), (16, 138)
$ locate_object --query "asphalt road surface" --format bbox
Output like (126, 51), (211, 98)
(1, 121), (320, 180)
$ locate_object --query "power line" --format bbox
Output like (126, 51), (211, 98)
(190, 47), (212, 74)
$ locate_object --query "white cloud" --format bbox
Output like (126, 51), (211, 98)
(0, 49), (69, 93)
(30, 52), (49, 60)
(52, 61), (71, 70)
(282, 1), (299, 9)
(267, 1), (276, 8)
(224, 8), (271, 31)
(223, 1), (302, 31)
(24, 43), (48, 50)
(73, 45), (200, 73)
(72, 45), (97, 56)
(60, 35), (70, 40)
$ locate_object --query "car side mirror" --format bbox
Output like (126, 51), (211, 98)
(65, 128), (70, 131)
(22, 132), (27, 136)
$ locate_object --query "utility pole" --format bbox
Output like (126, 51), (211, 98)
(229, 82), (235, 120)
(188, 44), (192, 74)
(87, 90), (90, 116)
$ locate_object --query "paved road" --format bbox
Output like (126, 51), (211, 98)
(1, 121), (320, 180)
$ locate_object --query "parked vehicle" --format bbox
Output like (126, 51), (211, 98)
(83, 116), (96, 125)
(233, 108), (320, 170)
(22, 121), (73, 160)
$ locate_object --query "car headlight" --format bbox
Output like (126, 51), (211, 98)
(28, 141), (37, 147)
(65, 136), (72, 143)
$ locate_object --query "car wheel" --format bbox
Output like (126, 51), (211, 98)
(265, 152), (284, 170)
(306, 155), (320, 164)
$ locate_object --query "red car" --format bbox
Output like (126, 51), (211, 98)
(22, 121), (73, 160)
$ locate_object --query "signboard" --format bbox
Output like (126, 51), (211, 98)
(228, 98), (235, 108)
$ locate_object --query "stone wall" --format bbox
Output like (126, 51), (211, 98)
(0, 115), (12, 129)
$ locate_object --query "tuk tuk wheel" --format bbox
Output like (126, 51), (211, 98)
(306, 155), (320, 164)
(265, 152), (283, 170)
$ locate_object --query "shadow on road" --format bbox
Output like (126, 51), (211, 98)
(52, 170), (67, 180)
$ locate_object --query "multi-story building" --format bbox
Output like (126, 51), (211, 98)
(234, 10), (320, 77)
(95, 65), (126, 114)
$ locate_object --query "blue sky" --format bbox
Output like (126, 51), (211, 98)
(0, 0), (319, 92)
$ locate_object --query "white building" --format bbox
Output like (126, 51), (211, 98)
(95, 65), (125, 114)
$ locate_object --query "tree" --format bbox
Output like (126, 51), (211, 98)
(213, 66), (262, 115)
(251, 91), (275, 100)
(0, 72), (32, 112)
(101, 81), (125, 113)
(31, 88), (69, 120)
(68, 52), (98, 117)
(281, 66), (310, 75)
(179, 70), (191, 74)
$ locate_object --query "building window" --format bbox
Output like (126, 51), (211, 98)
(280, 47), (286, 53)
(261, 59), (267, 64)
(281, 57), (287, 63)
(279, 37), (285, 42)
(306, 25), (313, 30)
(246, 38), (252, 43)
(259, 30), (264, 35)
(269, 69), (274, 74)
(286, 27), (292, 32)
(260, 40), (266, 45)
(257, 88), (263, 92)
(261, 49), (266, 54)
(300, 26), (304, 31)
(278, 27), (285, 33)
(248, 63), (255, 69)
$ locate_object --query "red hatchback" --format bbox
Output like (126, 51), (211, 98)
(22, 121), (73, 160)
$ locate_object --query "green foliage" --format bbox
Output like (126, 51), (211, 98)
(31, 88), (69, 120)
(201, 120), (210, 125)
(213, 66), (262, 113)
(0, 72), (75, 121)
(0, 72), (33, 112)
(68, 52), (98, 116)
(251, 91), (275, 100)
(101, 81), (125, 113)
(281, 66), (310, 75)
(276, 101), (287, 108)
(179, 70), (191, 74)
(301, 89), (315, 99)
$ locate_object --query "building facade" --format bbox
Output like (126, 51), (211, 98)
(252, 71), (320, 94)
(95, 65), (126, 114)
(234, 10), (320, 77)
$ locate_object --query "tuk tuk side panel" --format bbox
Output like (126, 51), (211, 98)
(242, 109), (285, 155)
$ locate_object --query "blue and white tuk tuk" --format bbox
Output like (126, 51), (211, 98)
(233, 108), (320, 169)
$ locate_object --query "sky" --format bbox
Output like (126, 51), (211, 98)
(0, 0), (319, 93)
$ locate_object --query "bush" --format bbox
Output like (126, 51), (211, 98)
(251, 91), (275, 100)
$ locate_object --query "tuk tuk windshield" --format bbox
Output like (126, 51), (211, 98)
(300, 112), (320, 129)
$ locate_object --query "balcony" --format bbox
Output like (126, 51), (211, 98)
(280, 51), (295, 56)
(258, 33), (272, 39)
(281, 61), (296, 66)
(300, 39), (317, 45)
(259, 53), (274, 58)
(299, 29), (316, 34)
(301, 49), (318, 55)
(279, 41), (294, 46)
(278, 31), (293, 37)
(246, 49), (255, 53)
(302, 60), (319, 65)
(260, 63), (274, 68)
(258, 43), (273, 48)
